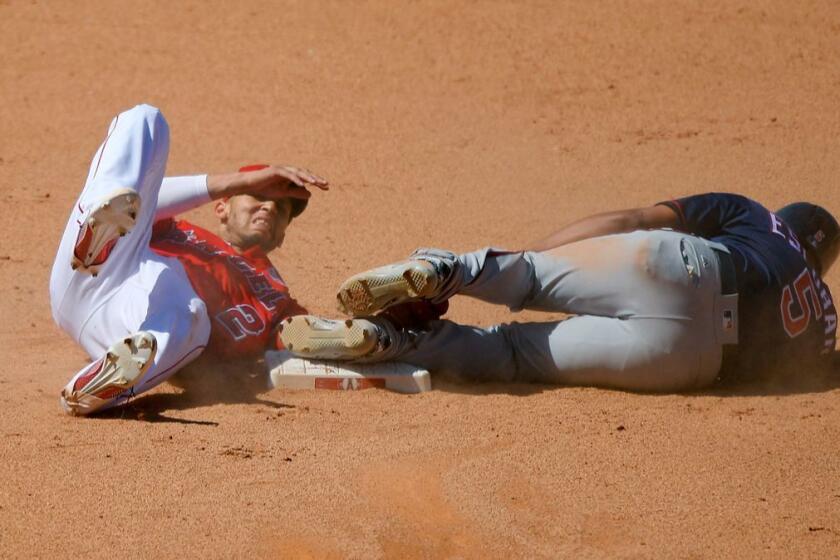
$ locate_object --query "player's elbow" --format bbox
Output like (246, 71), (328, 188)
(614, 208), (650, 232)
(627, 205), (681, 232)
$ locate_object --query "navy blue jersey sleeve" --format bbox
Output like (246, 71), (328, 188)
(657, 193), (755, 239)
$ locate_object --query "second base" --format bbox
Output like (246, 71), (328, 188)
(265, 350), (432, 394)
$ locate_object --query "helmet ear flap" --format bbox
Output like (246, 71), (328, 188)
(777, 202), (840, 273)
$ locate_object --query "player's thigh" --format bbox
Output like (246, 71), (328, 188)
(78, 257), (210, 361)
(538, 230), (703, 318)
(510, 315), (719, 392)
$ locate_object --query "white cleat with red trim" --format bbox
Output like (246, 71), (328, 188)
(60, 332), (157, 416)
(71, 188), (140, 276)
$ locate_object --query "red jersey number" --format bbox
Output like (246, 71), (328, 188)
(780, 268), (822, 338)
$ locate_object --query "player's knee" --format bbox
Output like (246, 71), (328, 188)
(169, 298), (211, 347)
(189, 298), (211, 345)
(143, 299), (210, 349)
(130, 103), (163, 121)
(126, 104), (169, 142)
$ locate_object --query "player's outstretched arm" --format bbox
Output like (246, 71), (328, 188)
(207, 165), (329, 201)
(525, 204), (681, 252)
(155, 165), (329, 221)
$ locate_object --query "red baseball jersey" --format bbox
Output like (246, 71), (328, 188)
(150, 219), (306, 359)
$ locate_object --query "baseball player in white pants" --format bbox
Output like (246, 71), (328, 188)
(50, 104), (208, 414)
(51, 104), (326, 415)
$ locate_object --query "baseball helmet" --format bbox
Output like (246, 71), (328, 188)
(777, 202), (840, 273)
(238, 164), (308, 219)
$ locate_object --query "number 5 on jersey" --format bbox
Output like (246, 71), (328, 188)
(780, 268), (822, 338)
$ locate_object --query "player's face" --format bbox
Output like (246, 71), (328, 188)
(218, 194), (293, 253)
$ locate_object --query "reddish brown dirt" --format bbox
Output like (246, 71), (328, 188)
(2, 1), (839, 558)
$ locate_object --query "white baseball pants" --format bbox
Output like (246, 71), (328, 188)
(50, 105), (211, 409)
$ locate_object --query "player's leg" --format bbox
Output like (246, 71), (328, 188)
(71, 103), (169, 272)
(279, 315), (521, 377)
(285, 231), (729, 391)
(50, 104), (170, 339)
(336, 234), (662, 317)
(61, 256), (211, 415)
(279, 313), (719, 392)
(404, 316), (718, 390)
(503, 315), (720, 391)
(427, 231), (728, 389)
(455, 233), (688, 316)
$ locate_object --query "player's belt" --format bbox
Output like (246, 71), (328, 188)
(712, 247), (740, 382)
(712, 248), (737, 295)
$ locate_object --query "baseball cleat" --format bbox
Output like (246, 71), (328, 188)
(336, 259), (444, 316)
(72, 188), (140, 275)
(60, 332), (157, 416)
(277, 315), (383, 360)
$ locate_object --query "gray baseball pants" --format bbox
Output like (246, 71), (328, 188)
(373, 230), (738, 392)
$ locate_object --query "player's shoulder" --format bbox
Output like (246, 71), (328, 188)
(692, 192), (764, 209)
(152, 218), (229, 250)
(672, 192), (773, 227)
(171, 219), (221, 241)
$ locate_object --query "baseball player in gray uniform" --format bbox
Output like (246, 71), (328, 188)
(277, 194), (839, 391)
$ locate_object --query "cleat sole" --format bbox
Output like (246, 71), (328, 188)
(337, 260), (439, 316)
(71, 188), (140, 274)
(278, 316), (379, 360)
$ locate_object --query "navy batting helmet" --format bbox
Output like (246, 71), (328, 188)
(777, 202), (840, 274)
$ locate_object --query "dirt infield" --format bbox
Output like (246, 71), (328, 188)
(1, 1), (839, 558)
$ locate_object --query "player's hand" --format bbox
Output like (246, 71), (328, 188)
(238, 165), (329, 201)
(208, 165), (329, 201)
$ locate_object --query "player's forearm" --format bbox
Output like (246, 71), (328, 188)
(526, 212), (639, 252)
(155, 175), (211, 220)
(526, 205), (681, 252)
(206, 172), (252, 200)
